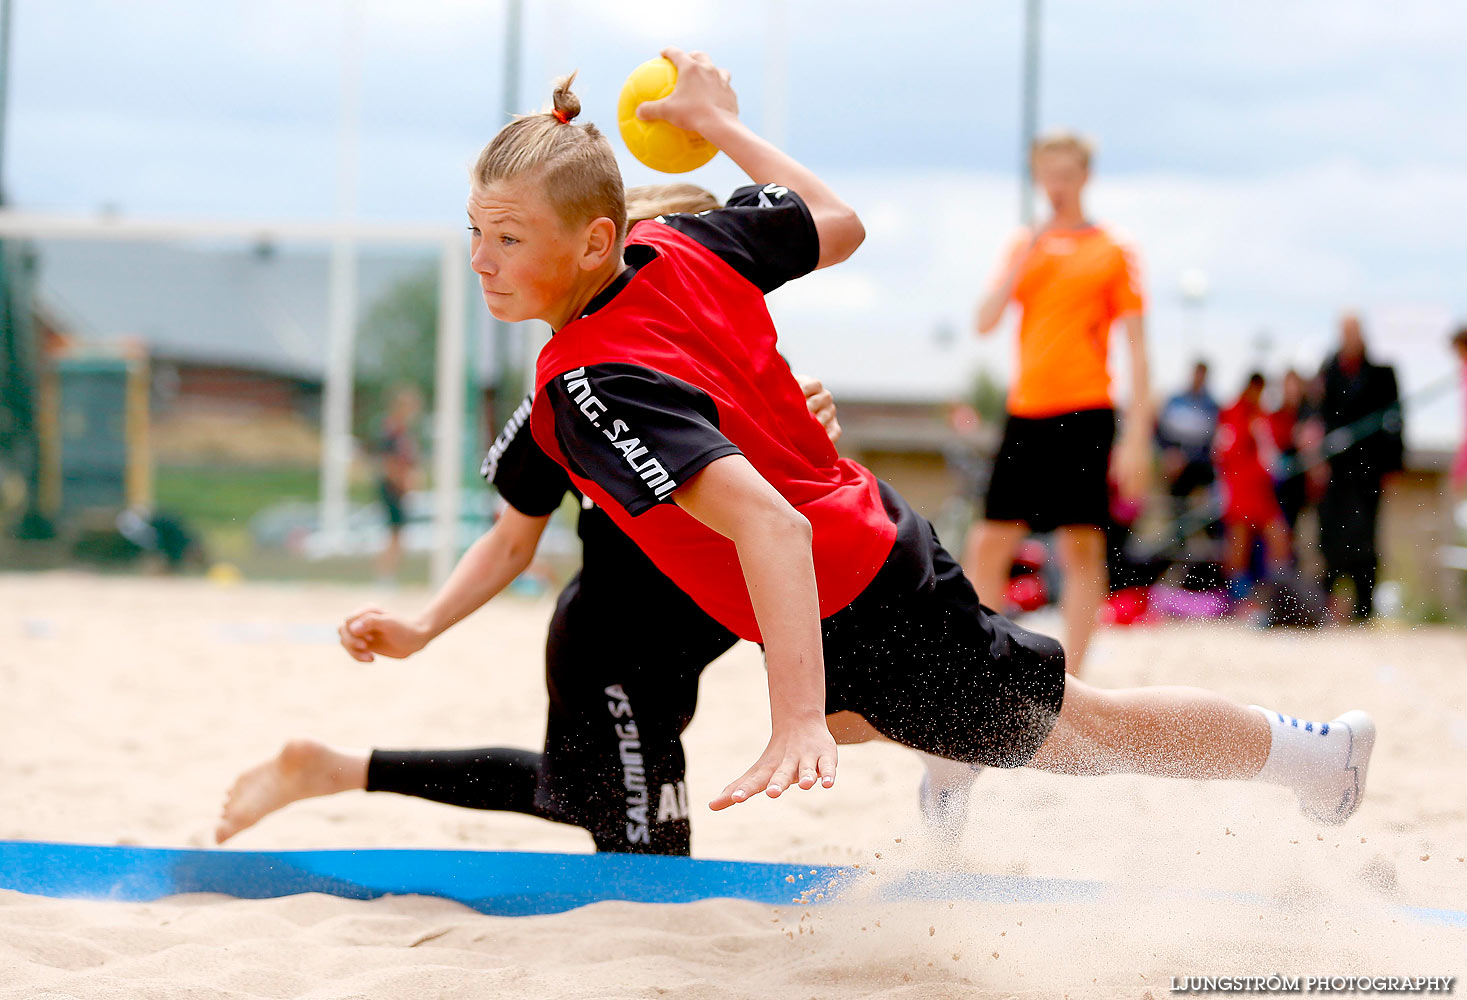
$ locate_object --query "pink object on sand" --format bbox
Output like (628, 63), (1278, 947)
(1149, 584), (1231, 620)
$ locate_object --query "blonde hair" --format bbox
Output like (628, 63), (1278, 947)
(1030, 129), (1094, 171)
(473, 74), (628, 243)
(625, 183), (722, 224)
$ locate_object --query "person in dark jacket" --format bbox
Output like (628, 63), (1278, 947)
(1314, 313), (1403, 620)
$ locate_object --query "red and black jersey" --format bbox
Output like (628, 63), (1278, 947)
(529, 185), (898, 641)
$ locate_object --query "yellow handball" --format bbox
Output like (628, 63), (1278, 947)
(617, 57), (718, 174)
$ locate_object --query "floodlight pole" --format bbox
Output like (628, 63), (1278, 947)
(431, 236), (468, 584)
(0, 0), (10, 197)
(319, 0), (363, 550)
(764, 0), (788, 150)
(1019, 0), (1041, 226)
(490, 0), (521, 416)
(430, 0), (520, 585)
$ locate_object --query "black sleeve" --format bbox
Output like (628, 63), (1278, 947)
(543, 363), (742, 516)
(657, 183), (820, 293)
(480, 394), (572, 516)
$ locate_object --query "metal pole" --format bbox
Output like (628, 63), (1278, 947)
(764, 0), (788, 150)
(0, 0), (11, 201)
(1019, 0), (1041, 226)
(431, 0), (518, 583)
(492, 0), (522, 417)
(432, 237), (467, 584)
(319, 0), (362, 550)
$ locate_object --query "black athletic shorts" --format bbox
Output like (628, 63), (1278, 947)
(537, 516), (738, 854)
(983, 407), (1116, 532)
(824, 484), (1067, 766)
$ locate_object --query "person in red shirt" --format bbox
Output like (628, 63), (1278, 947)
(1215, 373), (1292, 600)
(965, 131), (1151, 675)
(1266, 368), (1315, 538)
(213, 187), (980, 851)
(454, 50), (1375, 826)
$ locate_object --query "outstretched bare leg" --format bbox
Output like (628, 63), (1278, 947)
(216, 739), (368, 844)
(1027, 676), (1375, 824)
(1028, 676), (1269, 778)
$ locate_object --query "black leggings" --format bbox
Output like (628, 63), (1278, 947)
(366, 747), (543, 815)
(361, 558), (738, 856)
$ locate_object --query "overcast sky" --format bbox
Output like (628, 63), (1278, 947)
(7, 0), (1465, 446)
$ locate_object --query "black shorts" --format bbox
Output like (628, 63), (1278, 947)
(537, 543), (739, 854)
(984, 408), (1115, 532)
(823, 486), (1067, 767)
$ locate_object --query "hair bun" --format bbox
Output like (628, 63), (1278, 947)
(551, 73), (582, 123)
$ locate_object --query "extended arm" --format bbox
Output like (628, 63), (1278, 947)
(672, 454), (836, 809)
(974, 234), (1033, 335)
(1109, 310), (1155, 498)
(636, 48), (864, 269)
(1112, 312), (1154, 500)
(340, 507), (551, 662)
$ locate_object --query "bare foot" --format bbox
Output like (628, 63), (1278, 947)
(215, 739), (369, 843)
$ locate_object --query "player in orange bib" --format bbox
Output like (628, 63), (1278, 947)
(965, 130), (1151, 675)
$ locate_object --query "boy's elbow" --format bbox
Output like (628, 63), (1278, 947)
(834, 210), (865, 263)
(843, 211), (866, 256)
(816, 207), (865, 267)
(744, 498), (811, 548)
(785, 507), (813, 544)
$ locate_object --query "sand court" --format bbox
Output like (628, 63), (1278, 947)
(2, 571), (1464, 998)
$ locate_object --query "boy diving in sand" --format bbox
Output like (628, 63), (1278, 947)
(456, 48), (1373, 825)
(216, 187), (981, 852)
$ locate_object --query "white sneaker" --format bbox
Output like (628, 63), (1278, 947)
(1295, 710), (1375, 825)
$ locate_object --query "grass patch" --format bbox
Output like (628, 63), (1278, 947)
(154, 463), (371, 529)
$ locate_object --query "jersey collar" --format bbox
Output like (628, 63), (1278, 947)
(579, 245), (659, 319)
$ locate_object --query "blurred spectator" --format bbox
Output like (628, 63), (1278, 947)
(374, 385), (423, 583)
(1452, 325), (1467, 494)
(1156, 360), (1220, 533)
(1215, 373), (1291, 600)
(964, 129), (1150, 675)
(1267, 368), (1316, 538)
(1314, 313), (1403, 620)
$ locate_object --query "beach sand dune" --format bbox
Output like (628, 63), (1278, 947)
(2, 572), (1464, 998)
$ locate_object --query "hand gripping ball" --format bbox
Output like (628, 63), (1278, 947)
(617, 57), (718, 174)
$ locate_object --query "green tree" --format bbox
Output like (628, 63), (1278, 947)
(354, 267), (437, 436)
(970, 367), (1008, 425)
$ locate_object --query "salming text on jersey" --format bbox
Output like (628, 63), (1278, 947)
(562, 368), (677, 499)
(481, 394), (534, 483)
(604, 683), (650, 845)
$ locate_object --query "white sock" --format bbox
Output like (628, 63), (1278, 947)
(1248, 706), (1348, 786)
(921, 753), (985, 790)
(918, 754), (984, 831)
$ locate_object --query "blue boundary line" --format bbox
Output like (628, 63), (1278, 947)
(0, 841), (1462, 926)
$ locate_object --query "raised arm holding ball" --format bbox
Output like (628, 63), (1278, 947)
(632, 48), (865, 269)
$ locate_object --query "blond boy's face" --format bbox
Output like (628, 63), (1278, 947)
(467, 175), (584, 326)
